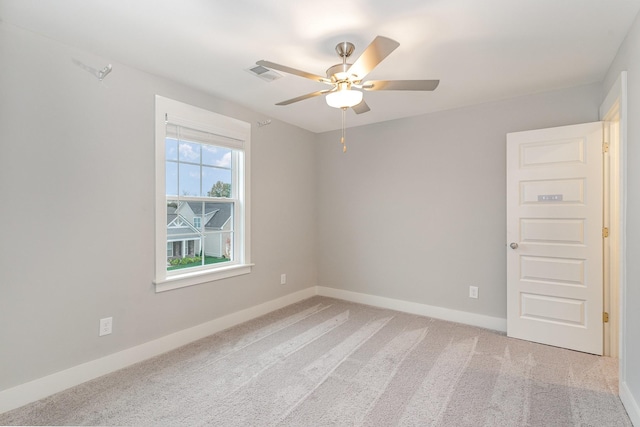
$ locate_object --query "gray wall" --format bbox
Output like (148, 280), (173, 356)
(0, 22), (318, 390)
(315, 84), (601, 318)
(603, 8), (640, 414)
(2, 11), (638, 416)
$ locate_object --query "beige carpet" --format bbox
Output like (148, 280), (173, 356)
(0, 296), (631, 426)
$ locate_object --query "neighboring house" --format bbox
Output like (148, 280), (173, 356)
(202, 202), (232, 259)
(166, 205), (201, 260)
(166, 202), (232, 262)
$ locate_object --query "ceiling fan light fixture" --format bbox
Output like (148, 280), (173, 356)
(326, 87), (363, 109)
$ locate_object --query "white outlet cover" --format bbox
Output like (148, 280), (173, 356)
(99, 317), (113, 336)
(469, 286), (479, 299)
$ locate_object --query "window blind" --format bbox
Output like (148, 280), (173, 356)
(165, 119), (245, 150)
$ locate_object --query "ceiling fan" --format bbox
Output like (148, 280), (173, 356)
(256, 35), (439, 152)
(256, 35), (439, 114)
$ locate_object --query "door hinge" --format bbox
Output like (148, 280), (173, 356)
(603, 142), (610, 153)
(602, 227), (609, 238)
(603, 312), (609, 323)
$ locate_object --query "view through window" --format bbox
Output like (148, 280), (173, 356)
(155, 96), (251, 291)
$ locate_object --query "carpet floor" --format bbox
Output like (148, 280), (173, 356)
(0, 296), (631, 426)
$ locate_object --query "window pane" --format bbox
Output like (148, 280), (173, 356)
(167, 200), (204, 271)
(203, 202), (233, 263)
(178, 163), (200, 196)
(203, 166), (232, 197)
(165, 161), (178, 196)
(165, 200), (235, 271)
(202, 145), (231, 168)
(178, 141), (201, 164)
(165, 138), (178, 161)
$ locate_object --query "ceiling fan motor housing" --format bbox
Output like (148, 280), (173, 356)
(335, 42), (355, 58)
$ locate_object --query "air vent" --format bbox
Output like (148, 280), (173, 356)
(245, 65), (282, 82)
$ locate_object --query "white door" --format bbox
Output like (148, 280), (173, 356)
(507, 122), (603, 355)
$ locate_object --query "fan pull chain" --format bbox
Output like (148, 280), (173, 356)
(341, 107), (347, 153)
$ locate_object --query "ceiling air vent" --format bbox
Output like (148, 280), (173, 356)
(245, 65), (282, 82)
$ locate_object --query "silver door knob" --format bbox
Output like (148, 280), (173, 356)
(510, 242), (518, 249)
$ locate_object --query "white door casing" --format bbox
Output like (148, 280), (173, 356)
(507, 122), (603, 355)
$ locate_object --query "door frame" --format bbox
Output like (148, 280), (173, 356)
(599, 72), (627, 381)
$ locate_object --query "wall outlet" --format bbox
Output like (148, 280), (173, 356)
(469, 286), (479, 299)
(280, 274), (287, 285)
(99, 317), (113, 336)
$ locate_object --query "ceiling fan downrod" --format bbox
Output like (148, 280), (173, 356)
(341, 107), (347, 153)
(333, 41), (357, 153)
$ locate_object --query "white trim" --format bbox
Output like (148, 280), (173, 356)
(599, 72), (628, 395)
(316, 286), (507, 332)
(620, 381), (640, 427)
(0, 287), (317, 414)
(154, 263), (254, 292)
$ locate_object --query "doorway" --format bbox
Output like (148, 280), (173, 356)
(599, 72), (626, 365)
(506, 72), (626, 358)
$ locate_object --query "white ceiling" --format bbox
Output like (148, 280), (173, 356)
(1, 0), (639, 133)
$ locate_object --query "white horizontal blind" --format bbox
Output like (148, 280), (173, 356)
(165, 116), (245, 150)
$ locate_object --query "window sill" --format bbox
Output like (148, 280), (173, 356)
(154, 263), (253, 292)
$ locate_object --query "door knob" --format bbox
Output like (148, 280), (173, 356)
(510, 242), (518, 249)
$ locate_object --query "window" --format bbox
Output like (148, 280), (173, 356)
(155, 96), (252, 292)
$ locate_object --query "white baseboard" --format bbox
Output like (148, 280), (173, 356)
(5, 284), (634, 421)
(0, 287), (316, 414)
(0, 285), (519, 414)
(620, 381), (640, 426)
(316, 286), (507, 332)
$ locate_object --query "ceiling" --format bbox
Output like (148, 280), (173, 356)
(1, 0), (639, 133)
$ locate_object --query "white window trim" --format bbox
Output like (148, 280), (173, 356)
(154, 95), (252, 292)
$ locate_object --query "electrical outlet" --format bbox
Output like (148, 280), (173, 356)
(280, 274), (287, 285)
(99, 317), (113, 336)
(469, 286), (479, 299)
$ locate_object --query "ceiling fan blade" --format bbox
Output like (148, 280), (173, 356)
(256, 60), (331, 84)
(362, 80), (440, 91)
(352, 100), (371, 114)
(275, 89), (333, 106)
(347, 36), (400, 81)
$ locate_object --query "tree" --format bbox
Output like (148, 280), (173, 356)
(208, 181), (231, 197)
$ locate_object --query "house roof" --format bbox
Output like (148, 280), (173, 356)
(167, 202), (232, 231)
(205, 203), (232, 230)
(167, 206), (178, 225)
(185, 202), (215, 216)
